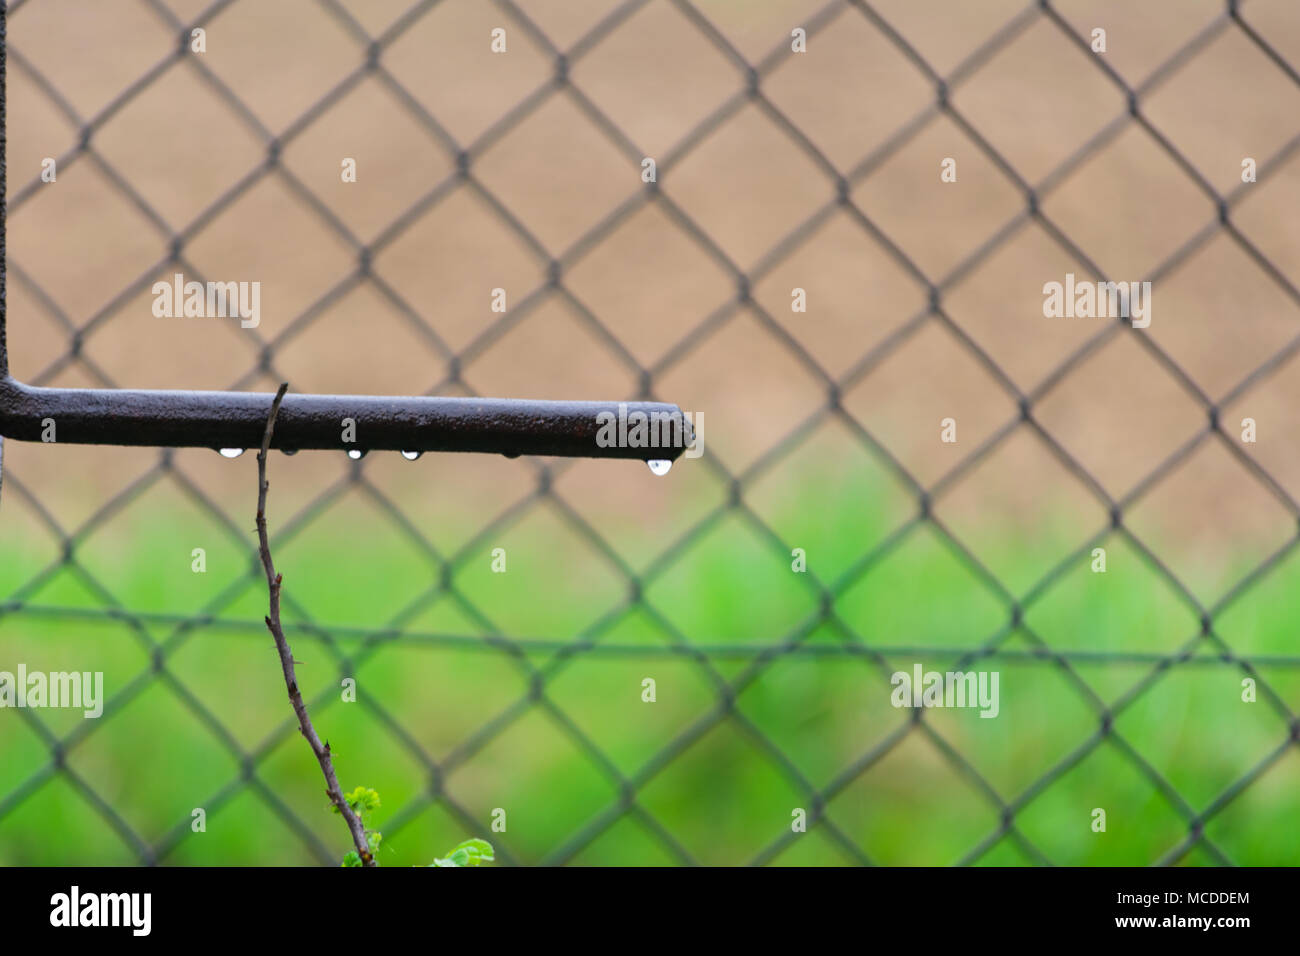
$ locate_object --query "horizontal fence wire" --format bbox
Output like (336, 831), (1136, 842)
(2, 0), (1300, 866)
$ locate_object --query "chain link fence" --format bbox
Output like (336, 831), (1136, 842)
(3, 0), (1300, 865)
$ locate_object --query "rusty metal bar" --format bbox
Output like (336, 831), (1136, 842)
(0, 376), (691, 459)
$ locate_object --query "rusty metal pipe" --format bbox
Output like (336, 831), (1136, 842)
(0, 377), (691, 460)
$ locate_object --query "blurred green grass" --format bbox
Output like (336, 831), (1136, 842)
(1, 466), (1298, 866)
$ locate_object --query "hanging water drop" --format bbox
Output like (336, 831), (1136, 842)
(401, 450), (422, 461)
(347, 448), (365, 460)
(647, 459), (672, 476)
(218, 448), (245, 459)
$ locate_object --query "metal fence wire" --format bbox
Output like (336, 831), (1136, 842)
(3, 0), (1300, 866)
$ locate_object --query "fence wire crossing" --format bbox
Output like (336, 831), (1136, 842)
(3, 0), (1300, 866)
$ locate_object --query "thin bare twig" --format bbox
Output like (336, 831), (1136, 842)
(256, 382), (374, 866)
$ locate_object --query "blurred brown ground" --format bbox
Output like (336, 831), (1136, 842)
(5, 0), (1300, 598)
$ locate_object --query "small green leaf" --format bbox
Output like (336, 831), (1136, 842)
(453, 838), (494, 860)
(335, 786), (382, 819)
(429, 838), (494, 867)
